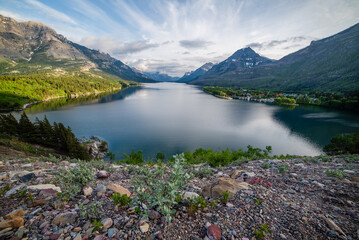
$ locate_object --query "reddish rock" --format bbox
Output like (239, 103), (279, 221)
(247, 177), (272, 188)
(4, 209), (26, 220)
(207, 224), (222, 240)
(50, 233), (61, 240)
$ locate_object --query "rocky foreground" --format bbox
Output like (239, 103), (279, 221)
(0, 155), (358, 240)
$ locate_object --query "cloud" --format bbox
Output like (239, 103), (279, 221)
(246, 36), (315, 50)
(112, 41), (159, 55)
(79, 37), (159, 56)
(24, 0), (76, 25)
(179, 40), (214, 49)
(0, 10), (26, 21)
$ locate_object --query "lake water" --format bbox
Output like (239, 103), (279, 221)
(19, 82), (359, 159)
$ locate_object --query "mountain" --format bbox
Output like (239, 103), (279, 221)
(0, 15), (154, 83)
(144, 72), (179, 82)
(191, 23), (359, 92)
(177, 62), (214, 83)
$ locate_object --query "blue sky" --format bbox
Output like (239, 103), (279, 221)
(1, 0), (359, 76)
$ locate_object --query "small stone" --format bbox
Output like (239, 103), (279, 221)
(52, 212), (77, 226)
(39, 189), (58, 198)
(28, 184), (61, 192)
(73, 233), (82, 240)
(4, 209), (26, 220)
(106, 183), (131, 197)
(148, 210), (161, 220)
(96, 185), (106, 193)
(30, 199), (48, 207)
(351, 177), (359, 182)
(207, 225), (221, 240)
(108, 228), (117, 238)
(101, 218), (113, 229)
(183, 191), (199, 200)
(82, 186), (93, 197)
(226, 202), (235, 208)
(96, 170), (110, 179)
(73, 227), (82, 232)
(325, 217), (346, 236)
(49, 233), (61, 240)
(140, 223), (149, 233)
(15, 226), (25, 238)
(20, 173), (36, 182)
(93, 235), (105, 240)
(5, 184), (26, 197)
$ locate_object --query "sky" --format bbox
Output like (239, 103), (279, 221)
(1, 0), (359, 77)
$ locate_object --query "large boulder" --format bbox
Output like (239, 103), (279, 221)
(202, 177), (249, 198)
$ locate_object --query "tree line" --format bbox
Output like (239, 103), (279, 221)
(0, 112), (90, 160)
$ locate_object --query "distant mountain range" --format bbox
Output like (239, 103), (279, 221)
(144, 72), (179, 82)
(0, 15), (154, 83)
(187, 23), (359, 92)
(177, 62), (214, 83)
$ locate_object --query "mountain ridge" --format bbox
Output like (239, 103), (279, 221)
(190, 23), (359, 92)
(177, 62), (214, 83)
(0, 15), (154, 83)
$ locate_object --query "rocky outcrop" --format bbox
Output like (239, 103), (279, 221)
(202, 177), (250, 198)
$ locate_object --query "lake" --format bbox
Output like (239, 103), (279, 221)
(18, 82), (359, 159)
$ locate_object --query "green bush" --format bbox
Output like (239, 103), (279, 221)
(78, 201), (104, 220)
(277, 164), (289, 175)
(131, 153), (192, 221)
(111, 193), (131, 208)
(192, 166), (215, 178)
(324, 132), (359, 154)
(325, 170), (348, 179)
(55, 162), (94, 200)
(122, 150), (144, 165)
(260, 162), (271, 169)
(187, 196), (208, 215)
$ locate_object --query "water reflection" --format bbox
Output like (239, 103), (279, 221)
(20, 83), (359, 159)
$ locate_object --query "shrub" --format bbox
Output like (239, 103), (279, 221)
(277, 164), (289, 175)
(254, 223), (271, 239)
(91, 219), (104, 233)
(220, 191), (230, 204)
(122, 150), (144, 165)
(324, 132), (359, 154)
(192, 166), (215, 178)
(260, 162), (271, 169)
(111, 193), (131, 208)
(131, 153), (192, 222)
(55, 162), (94, 200)
(78, 201), (104, 220)
(88, 159), (115, 172)
(187, 196), (208, 215)
(325, 170), (348, 179)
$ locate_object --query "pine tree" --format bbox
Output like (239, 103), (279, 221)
(18, 112), (38, 143)
(0, 114), (19, 135)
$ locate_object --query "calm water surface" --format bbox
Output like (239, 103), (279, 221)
(19, 83), (359, 159)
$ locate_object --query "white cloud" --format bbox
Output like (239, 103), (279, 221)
(0, 10), (26, 21)
(24, 0), (76, 25)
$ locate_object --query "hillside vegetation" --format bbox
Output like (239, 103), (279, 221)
(0, 71), (134, 109)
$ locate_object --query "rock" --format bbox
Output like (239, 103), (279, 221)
(140, 223), (149, 233)
(52, 212), (77, 226)
(230, 170), (243, 179)
(93, 234), (105, 240)
(226, 202), (235, 208)
(148, 210), (161, 220)
(28, 184), (61, 192)
(207, 224), (221, 240)
(9, 171), (30, 179)
(15, 226), (25, 238)
(246, 177), (272, 188)
(108, 228), (117, 238)
(106, 183), (131, 197)
(0, 217), (24, 230)
(0, 172), (7, 180)
(73, 233), (82, 240)
(96, 185), (106, 192)
(101, 218), (113, 229)
(0, 228), (13, 238)
(351, 177), (359, 182)
(4, 209), (26, 220)
(5, 184), (26, 197)
(183, 191), (199, 200)
(325, 217), (346, 236)
(19, 173), (36, 182)
(39, 189), (58, 198)
(82, 186), (93, 197)
(30, 199), (49, 207)
(96, 170), (110, 179)
(202, 178), (250, 198)
(49, 233), (61, 239)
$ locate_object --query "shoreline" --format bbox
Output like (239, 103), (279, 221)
(0, 87), (123, 112)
